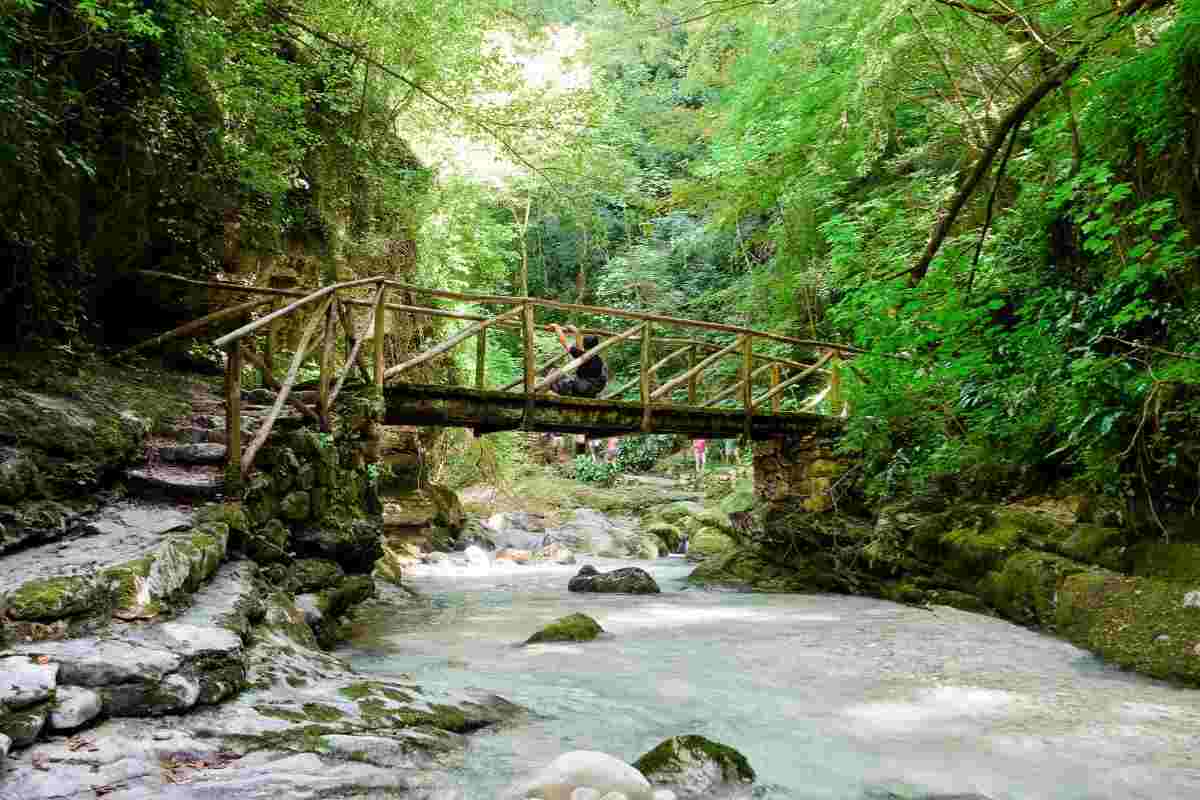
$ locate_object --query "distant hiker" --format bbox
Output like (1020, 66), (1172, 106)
(723, 438), (738, 464)
(549, 323), (608, 398)
(692, 438), (707, 475)
(588, 437), (605, 463)
(606, 437), (619, 464)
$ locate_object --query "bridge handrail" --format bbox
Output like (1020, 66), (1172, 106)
(124, 270), (871, 484)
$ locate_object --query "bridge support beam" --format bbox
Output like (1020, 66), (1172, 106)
(754, 426), (849, 513)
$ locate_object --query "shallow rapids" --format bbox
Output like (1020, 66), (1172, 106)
(340, 558), (1200, 799)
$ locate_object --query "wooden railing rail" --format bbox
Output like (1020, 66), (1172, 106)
(137, 270), (834, 373)
(500, 350), (569, 392)
(383, 305), (523, 380)
(650, 336), (744, 402)
(703, 361), (776, 408)
(124, 271), (853, 485)
(754, 352), (834, 409)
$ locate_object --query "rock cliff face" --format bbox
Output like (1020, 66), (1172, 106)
(690, 496), (1200, 685)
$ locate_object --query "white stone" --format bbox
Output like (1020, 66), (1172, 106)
(0, 732), (10, 761)
(465, 545), (490, 569)
(159, 673), (202, 710)
(0, 656), (58, 710)
(571, 789), (602, 800)
(519, 751), (653, 800)
(652, 792), (676, 800)
(48, 686), (102, 731)
(1182, 590), (1200, 608)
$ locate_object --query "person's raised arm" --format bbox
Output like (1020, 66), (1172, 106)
(550, 323), (571, 353)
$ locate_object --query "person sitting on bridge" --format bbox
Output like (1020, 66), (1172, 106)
(548, 323), (608, 398)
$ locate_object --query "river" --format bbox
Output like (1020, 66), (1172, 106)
(340, 556), (1200, 800)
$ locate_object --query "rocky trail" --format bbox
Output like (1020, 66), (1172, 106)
(0, 383), (521, 799)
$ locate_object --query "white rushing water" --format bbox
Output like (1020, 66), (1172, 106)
(340, 557), (1200, 800)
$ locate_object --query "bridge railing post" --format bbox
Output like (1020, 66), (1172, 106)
(522, 300), (537, 427)
(476, 324), (487, 389)
(742, 335), (754, 440)
(771, 363), (782, 414)
(374, 281), (387, 393)
(319, 299), (337, 431)
(224, 343), (242, 491)
(640, 323), (653, 431)
(687, 345), (698, 405)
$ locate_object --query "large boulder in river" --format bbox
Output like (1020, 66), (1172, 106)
(483, 511), (548, 551)
(547, 509), (635, 556)
(633, 735), (755, 799)
(513, 750), (654, 800)
(524, 613), (603, 645)
(568, 565), (660, 594)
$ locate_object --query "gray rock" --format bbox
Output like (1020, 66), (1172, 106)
(155, 443), (227, 465)
(569, 566), (660, 594)
(1, 598), (525, 800)
(48, 686), (102, 731)
(0, 656), (58, 710)
(295, 593), (324, 628)
(547, 508), (636, 555)
(159, 673), (202, 709)
(125, 466), (224, 500)
(482, 511), (548, 551)
(172, 561), (264, 638)
(15, 638), (182, 687)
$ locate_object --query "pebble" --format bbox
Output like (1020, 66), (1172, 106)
(152, 730), (174, 741)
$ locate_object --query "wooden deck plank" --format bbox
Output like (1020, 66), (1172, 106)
(381, 382), (843, 440)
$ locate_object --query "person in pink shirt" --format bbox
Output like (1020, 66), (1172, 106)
(692, 438), (707, 476)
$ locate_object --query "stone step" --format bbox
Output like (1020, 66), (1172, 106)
(149, 442), (227, 466)
(0, 501), (228, 642)
(0, 561), (263, 751)
(126, 464), (225, 501)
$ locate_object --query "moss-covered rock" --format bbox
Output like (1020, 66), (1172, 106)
(977, 550), (1095, 627)
(5, 576), (99, 621)
(694, 509), (733, 533)
(642, 522), (681, 553)
(196, 502), (250, 536)
(568, 565), (660, 594)
(317, 576), (376, 621)
(0, 703), (48, 747)
(290, 559), (345, 593)
(0, 448), (40, 505)
(247, 518), (290, 563)
(1059, 524), (1127, 571)
(281, 490), (312, 522)
(630, 534), (660, 560)
(688, 527), (734, 560)
(633, 734), (755, 798)
(718, 489), (756, 516)
(1129, 541), (1200, 582)
(524, 612), (604, 644)
(1056, 573), (1200, 684)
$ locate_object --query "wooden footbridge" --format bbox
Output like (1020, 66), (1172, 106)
(123, 272), (865, 482)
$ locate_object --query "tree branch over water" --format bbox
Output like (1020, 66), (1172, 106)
(893, 0), (1176, 285)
